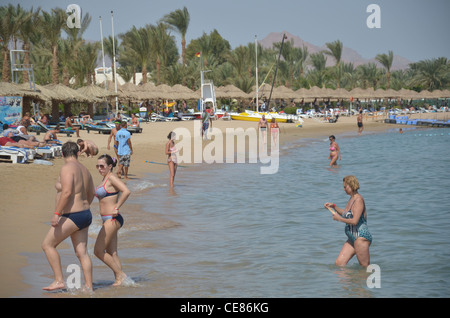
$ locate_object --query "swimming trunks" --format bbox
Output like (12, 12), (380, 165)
(357, 122), (363, 128)
(96, 176), (119, 199)
(101, 213), (124, 227)
(61, 209), (92, 230)
(342, 209), (372, 244)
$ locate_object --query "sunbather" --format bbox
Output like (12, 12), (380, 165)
(65, 115), (80, 137)
(44, 125), (62, 144)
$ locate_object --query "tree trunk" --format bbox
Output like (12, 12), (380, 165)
(52, 45), (59, 84)
(2, 48), (10, 82)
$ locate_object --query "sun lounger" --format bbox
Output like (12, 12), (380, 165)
(35, 121), (74, 137)
(0, 146), (35, 163)
(35, 145), (62, 159)
(127, 126), (143, 134)
(85, 123), (112, 134)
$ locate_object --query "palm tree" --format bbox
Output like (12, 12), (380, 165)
(41, 8), (66, 84)
(356, 63), (381, 89)
(409, 57), (449, 91)
(375, 50), (394, 89)
(103, 35), (120, 83)
(323, 40), (343, 88)
(17, 6), (41, 83)
(162, 6), (190, 66)
(149, 22), (177, 84)
(0, 4), (32, 82)
(121, 26), (151, 83)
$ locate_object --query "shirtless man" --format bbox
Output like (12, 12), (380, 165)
(43, 125), (61, 144)
(357, 110), (364, 135)
(258, 114), (268, 144)
(65, 114), (80, 137)
(41, 141), (95, 292)
(77, 139), (99, 157)
(107, 121), (121, 157)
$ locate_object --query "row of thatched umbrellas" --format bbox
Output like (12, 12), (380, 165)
(1, 81), (450, 107)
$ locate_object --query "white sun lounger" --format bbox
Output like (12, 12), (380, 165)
(0, 146), (36, 163)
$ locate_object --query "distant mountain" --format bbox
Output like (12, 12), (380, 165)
(260, 31), (411, 71)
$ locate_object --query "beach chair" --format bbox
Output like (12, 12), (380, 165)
(0, 146), (35, 163)
(35, 121), (74, 137)
(85, 123), (112, 134)
(127, 125), (143, 134)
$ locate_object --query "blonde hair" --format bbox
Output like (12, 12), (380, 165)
(343, 175), (360, 191)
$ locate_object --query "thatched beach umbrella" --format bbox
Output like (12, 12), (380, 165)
(0, 82), (25, 96)
(77, 84), (117, 116)
(45, 84), (92, 119)
(171, 84), (196, 100)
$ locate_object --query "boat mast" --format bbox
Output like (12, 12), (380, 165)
(255, 35), (258, 112)
(267, 33), (286, 112)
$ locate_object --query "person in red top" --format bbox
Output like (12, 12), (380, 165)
(0, 135), (34, 148)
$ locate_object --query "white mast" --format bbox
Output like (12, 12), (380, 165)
(111, 11), (118, 115)
(255, 35), (258, 111)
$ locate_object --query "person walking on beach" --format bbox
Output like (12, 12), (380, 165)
(115, 121), (133, 179)
(201, 108), (212, 139)
(107, 121), (121, 157)
(258, 114), (268, 144)
(41, 141), (95, 291)
(94, 154), (130, 286)
(328, 135), (341, 166)
(357, 109), (364, 135)
(324, 175), (372, 267)
(165, 131), (178, 187)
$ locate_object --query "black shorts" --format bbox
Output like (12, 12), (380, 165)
(357, 122), (363, 128)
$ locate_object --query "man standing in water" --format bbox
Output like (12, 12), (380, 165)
(357, 109), (364, 135)
(258, 114), (268, 145)
(41, 141), (95, 292)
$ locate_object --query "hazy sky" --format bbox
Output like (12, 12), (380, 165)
(12, 0), (450, 62)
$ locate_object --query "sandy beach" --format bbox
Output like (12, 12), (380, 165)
(0, 112), (447, 297)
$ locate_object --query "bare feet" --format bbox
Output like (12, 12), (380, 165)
(112, 273), (127, 287)
(42, 280), (65, 291)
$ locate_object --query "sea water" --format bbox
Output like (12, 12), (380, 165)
(20, 127), (450, 298)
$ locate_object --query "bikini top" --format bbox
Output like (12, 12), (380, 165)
(329, 146), (336, 151)
(95, 176), (119, 199)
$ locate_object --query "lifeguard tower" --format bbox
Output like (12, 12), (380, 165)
(200, 70), (216, 113)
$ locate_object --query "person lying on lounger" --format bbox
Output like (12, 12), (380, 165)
(44, 125), (62, 144)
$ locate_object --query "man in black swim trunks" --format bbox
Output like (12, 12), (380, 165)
(357, 109), (364, 135)
(41, 141), (95, 292)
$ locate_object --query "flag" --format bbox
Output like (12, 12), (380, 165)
(195, 52), (201, 57)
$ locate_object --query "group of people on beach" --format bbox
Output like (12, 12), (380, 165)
(323, 108), (372, 267)
(38, 107), (373, 292)
(41, 141), (131, 292)
(41, 117), (134, 291)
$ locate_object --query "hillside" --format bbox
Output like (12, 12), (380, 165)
(260, 31), (411, 70)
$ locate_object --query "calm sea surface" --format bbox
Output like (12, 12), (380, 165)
(20, 127), (450, 298)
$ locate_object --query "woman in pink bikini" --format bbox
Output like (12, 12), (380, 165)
(94, 154), (131, 286)
(166, 131), (178, 187)
(328, 135), (341, 166)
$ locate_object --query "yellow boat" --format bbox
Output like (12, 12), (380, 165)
(230, 112), (287, 123)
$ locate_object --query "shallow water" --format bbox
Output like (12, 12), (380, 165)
(20, 127), (450, 297)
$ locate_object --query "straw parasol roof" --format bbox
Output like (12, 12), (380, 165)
(76, 84), (117, 100)
(0, 82), (26, 96)
(171, 84), (196, 100)
(44, 84), (92, 103)
(18, 83), (63, 103)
